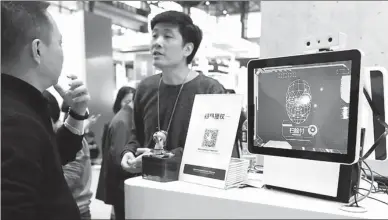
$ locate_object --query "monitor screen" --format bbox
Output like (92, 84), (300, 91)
(254, 61), (352, 154)
(247, 49), (362, 164)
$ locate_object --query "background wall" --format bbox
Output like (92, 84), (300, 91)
(260, 1), (388, 71)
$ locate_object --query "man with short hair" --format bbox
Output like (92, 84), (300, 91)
(120, 11), (238, 174)
(1, 2), (91, 220)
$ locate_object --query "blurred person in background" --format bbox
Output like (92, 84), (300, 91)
(119, 11), (241, 175)
(1, 2), (90, 220)
(43, 91), (94, 220)
(62, 106), (95, 220)
(96, 86), (137, 220)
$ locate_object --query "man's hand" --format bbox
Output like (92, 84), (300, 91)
(121, 151), (152, 173)
(121, 152), (141, 173)
(54, 75), (90, 115)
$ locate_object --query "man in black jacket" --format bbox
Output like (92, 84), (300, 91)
(1, 2), (91, 220)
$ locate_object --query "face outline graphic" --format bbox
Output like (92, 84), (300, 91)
(286, 79), (312, 124)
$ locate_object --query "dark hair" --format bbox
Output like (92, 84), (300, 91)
(42, 90), (60, 123)
(150, 10), (203, 64)
(1, 1), (52, 64)
(113, 86), (136, 114)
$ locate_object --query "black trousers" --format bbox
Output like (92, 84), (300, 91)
(110, 174), (142, 220)
(113, 200), (125, 220)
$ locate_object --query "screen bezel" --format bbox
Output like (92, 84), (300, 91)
(247, 49), (362, 164)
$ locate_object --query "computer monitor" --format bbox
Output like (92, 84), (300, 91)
(247, 49), (363, 164)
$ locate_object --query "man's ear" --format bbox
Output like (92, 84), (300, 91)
(31, 39), (42, 64)
(184, 42), (194, 57)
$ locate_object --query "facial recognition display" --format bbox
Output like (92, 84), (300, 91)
(253, 61), (352, 154)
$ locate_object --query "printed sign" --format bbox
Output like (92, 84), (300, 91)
(179, 94), (243, 189)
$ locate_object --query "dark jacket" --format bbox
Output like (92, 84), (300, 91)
(1, 74), (83, 220)
(95, 123), (109, 202)
(96, 105), (138, 205)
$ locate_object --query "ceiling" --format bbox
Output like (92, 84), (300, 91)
(148, 1), (261, 17)
(176, 1), (261, 16)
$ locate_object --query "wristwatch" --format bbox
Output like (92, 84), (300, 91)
(68, 108), (89, 120)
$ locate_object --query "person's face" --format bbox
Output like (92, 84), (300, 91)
(150, 22), (194, 69)
(120, 92), (133, 108)
(33, 12), (64, 85)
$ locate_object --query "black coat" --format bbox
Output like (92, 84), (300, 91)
(96, 106), (138, 206)
(1, 74), (83, 220)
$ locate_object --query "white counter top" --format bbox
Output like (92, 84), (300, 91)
(124, 175), (388, 219)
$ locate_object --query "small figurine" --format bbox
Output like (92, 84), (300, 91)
(153, 130), (167, 155)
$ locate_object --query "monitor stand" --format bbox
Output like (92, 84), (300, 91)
(362, 66), (388, 178)
(263, 155), (360, 203)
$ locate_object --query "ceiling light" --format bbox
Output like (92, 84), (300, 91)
(205, 1), (210, 5)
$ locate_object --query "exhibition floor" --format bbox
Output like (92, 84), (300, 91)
(90, 166), (112, 219)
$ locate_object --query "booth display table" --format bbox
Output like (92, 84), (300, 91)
(124, 175), (388, 219)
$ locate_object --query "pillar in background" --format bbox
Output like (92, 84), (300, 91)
(240, 1), (249, 39)
(83, 12), (115, 149)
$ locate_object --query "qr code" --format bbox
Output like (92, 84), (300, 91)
(202, 129), (219, 148)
